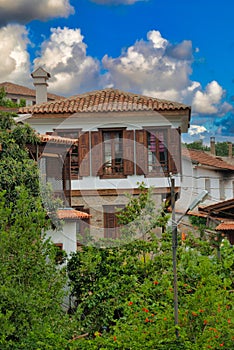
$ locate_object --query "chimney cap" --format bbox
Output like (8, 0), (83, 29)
(31, 67), (51, 79)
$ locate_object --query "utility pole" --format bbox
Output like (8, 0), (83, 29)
(170, 176), (179, 339)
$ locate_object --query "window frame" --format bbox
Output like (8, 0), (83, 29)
(99, 127), (127, 178)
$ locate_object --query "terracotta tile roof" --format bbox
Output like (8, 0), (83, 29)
(57, 209), (91, 220)
(19, 88), (191, 115)
(182, 148), (234, 171)
(0, 82), (63, 101)
(187, 210), (208, 218)
(216, 221), (234, 230)
(39, 134), (78, 145)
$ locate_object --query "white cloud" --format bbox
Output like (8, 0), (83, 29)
(33, 27), (101, 95)
(192, 81), (232, 115)
(0, 24), (31, 84)
(188, 125), (207, 136)
(0, 0), (74, 26)
(0, 23), (231, 122)
(102, 30), (194, 99)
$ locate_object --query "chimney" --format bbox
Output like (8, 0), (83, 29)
(31, 67), (51, 104)
(228, 142), (233, 158)
(210, 136), (216, 155)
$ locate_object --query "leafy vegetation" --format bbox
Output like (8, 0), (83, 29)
(68, 232), (234, 349)
(0, 113), (40, 205)
(184, 140), (233, 157)
(1, 112), (233, 348)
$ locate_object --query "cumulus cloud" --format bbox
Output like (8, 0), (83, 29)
(101, 30), (231, 118)
(0, 0), (74, 27)
(192, 81), (232, 115)
(188, 125), (207, 136)
(33, 27), (101, 95)
(90, 0), (146, 4)
(0, 24), (31, 84)
(102, 30), (193, 98)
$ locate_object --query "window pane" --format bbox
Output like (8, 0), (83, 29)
(103, 130), (123, 175)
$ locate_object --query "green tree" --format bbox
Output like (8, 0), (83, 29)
(66, 185), (233, 349)
(0, 188), (79, 349)
(215, 142), (231, 157)
(0, 112), (80, 348)
(0, 113), (40, 205)
(69, 232), (233, 349)
(184, 140), (210, 151)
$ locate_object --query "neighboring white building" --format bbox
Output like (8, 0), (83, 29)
(181, 148), (234, 208)
(0, 80), (63, 106)
(46, 209), (91, 257)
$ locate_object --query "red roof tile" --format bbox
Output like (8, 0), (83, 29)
(182, 148), (234, 171)
(39, 134), (78, 145)
(0, 82), (63, 101)
(57, 209), (91, 220)
(19, 88), (191, 115)
(216, 221), (234, 230)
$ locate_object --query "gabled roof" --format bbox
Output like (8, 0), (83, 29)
(57, 209), (91, 220)
(216, 221), (234, 230)
(0, 82), (63, 101)
(182, 148), (234, 171)
(199, 198), (234, 214)
(39, 134), (78, 145)
(18, 88), (191, 116)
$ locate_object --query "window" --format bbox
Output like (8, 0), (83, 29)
(102, 130), (123, 175)
(56, 129), (80, 179)
(147, 130), (168, 174)
(135, 128), (181, 176)
(103, 205), (125, 239)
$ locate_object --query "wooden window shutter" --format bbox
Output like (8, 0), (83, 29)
(91, 131), (103, 176)
(123, 130), (134, 175)
(78, 132), (90, 176)
(63, 151), (71, 206)
(135, 129), (148, 175)
(168, 128), (181, 174)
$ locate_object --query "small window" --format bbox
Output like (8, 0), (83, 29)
(103, 205), (125, 239)
(56, 130), (79, 179)
(102, 130), (123, 176)
(54, 243), (66, 264)
(147, 130), (168, 174)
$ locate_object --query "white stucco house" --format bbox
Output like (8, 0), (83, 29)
(17, 67), (192, 248)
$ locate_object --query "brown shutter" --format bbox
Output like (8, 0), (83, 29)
(91, 131), (103, 176)
(63, 151), (71, 206)
(78, 132), (90, 177)
(123, 130), (134, 175)
(168, 128), (181, 174)
(135, 129), (148, 175)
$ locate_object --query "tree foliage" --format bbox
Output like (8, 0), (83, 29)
(67, 231), (234, 349)
(184, 140), (233, 157)
(0, 113), (40, 205)
(0, 112), (79, 348)
(0, 188), (79, 349)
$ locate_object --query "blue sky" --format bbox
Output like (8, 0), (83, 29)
(0, 0), (234, 144)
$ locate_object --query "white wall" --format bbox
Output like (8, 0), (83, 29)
(181, 157), (234, 210)
(46, 221), (77, 257)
